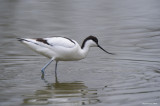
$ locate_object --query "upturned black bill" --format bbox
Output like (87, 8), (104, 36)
(98, 45), (114, 55)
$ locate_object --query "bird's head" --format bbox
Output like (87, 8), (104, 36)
(82, 35), (114, 55)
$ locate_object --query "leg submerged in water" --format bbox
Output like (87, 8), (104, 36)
(55, 61), (58, 75)
(41, 58), (55, 74)
(41, 58), (54, 80)
(55, 61), (58, 82)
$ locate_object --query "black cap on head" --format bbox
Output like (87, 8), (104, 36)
(81, 35), (98, 48)
(87, 36), (98, 44)
(82, 35), (115, 55)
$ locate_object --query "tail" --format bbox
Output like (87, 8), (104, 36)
(17, 38), (44, 47)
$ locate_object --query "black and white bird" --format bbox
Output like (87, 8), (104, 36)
(18, 36), (114, 77)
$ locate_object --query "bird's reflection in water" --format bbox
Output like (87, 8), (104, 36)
(23, 74), (101, 105)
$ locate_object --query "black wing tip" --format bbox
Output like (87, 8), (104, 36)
(17, 38), (23, 41)
(17, 38), (27, 42)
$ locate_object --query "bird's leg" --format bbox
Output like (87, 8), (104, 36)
(55, 61), (58, 77)
(41, 58), (54, 74)
(54, 61), (58, 83)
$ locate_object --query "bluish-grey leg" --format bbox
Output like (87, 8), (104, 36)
(41, 58), (54, 74)
(55, 61), (58, 75)
(55, 61), (58, 82)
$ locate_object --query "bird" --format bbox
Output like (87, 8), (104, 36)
(18, 35), (114, 78)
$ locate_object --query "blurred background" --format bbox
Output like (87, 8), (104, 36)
(0, 0), (160, 106)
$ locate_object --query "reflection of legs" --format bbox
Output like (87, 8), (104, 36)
(41, 58), (55, 74)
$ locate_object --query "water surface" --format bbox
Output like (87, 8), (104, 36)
(0, 0), (160, 106)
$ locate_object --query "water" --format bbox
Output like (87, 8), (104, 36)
(0, 0), (160, 106)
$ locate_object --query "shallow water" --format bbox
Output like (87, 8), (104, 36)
(0, 0), (160, 106)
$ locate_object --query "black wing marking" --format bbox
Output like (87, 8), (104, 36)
(36, 38), (50, 45)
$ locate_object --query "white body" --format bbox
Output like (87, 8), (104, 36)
(21, 37), (95, 61)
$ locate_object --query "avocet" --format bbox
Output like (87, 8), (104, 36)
(18, 36), (114, 77)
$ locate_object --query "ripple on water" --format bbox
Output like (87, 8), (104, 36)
(101, 68), (160, 106)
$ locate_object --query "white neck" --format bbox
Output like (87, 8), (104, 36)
(79, 40), (95, 59)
